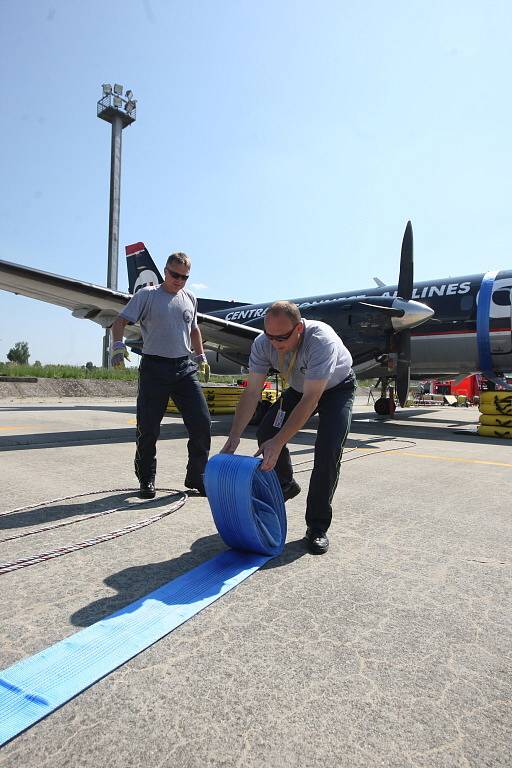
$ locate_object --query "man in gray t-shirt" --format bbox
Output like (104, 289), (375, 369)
(221, 300), (356, 555)
(111, 252), (211, 499)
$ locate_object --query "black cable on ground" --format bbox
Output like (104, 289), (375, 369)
(0, 489), (187, 575)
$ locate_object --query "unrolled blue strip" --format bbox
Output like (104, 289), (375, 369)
(476, 270), (498, 375)
(0, 455), (285, 746)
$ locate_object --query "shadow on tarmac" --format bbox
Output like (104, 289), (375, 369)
(0, 491), (179, 533)
(0, 409), (506, 452)
(70, 533), (229, 627)
(70, 533), (308, 628)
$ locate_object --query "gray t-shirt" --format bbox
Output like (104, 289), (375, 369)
(119, 285), (198, 358)
(249, 319), (352, 392)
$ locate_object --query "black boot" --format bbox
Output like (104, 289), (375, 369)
(139, 480), (156, 499)
(184, 474), (206, 497)
(304, 527), (329, 554)
(282, 479), (301, 502)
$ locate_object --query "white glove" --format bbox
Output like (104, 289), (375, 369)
(194, 353), (210, 382)
(112, 341), (130, 368)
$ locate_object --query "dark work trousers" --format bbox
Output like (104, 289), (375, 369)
(256, 374), (356, 534)
(135, 355), (211, 486)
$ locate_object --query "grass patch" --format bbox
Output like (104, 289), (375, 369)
(0, 363), (242, 384)
(0, 363), (139, 380)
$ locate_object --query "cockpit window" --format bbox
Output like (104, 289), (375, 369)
(492, 288), (512, 307)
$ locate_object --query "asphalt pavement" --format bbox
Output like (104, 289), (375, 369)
(0, 396), (510, 768)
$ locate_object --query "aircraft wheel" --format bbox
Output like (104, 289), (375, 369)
(374, 397), (393, 416)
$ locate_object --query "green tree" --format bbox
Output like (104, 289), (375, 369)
(85, 361), (95, 370)
(7, 341), (30, 365)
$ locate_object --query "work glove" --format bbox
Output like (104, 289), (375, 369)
(194, 353), (210, 382)
(111, 342), (130, 369)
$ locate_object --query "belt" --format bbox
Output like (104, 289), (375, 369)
(142, 354), (189, 363)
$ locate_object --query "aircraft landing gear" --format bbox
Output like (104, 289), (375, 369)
(373, 380), (396, 417)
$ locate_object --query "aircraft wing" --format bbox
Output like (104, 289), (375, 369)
(0, 258), (259, 360)
(197, 313), (261, 362)
(0, 259), (130, 328)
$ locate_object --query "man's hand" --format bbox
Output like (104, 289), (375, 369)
(194, 353), (210, 382)
(198, 360), (210, 382)
(111, 342), (130, 369)
(220, 435), (240, 454)
(254, 437), (284, 471)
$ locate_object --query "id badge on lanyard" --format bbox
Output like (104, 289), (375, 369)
(273, 406), (286, 429)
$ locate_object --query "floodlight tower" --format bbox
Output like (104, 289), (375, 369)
(97, 83), (137, 367)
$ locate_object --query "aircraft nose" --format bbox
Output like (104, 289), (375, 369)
(391, 299), (434, 331)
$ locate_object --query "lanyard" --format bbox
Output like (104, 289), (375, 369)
(278, 347), (299, 388)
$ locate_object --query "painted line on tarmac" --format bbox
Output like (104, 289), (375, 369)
(400, 451), (512, 469)
(0, 425), (41, 431)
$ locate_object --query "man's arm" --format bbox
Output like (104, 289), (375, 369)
(256, 378), (328, 470)
(190, 326), (205, 356)
(190, 326), (210, 380)
(110, 315), (130, 367)
(220, 372), (267, 454)
(111, 315), (129, 343)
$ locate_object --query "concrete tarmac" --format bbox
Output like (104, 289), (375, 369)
(0, 396), (510, 768)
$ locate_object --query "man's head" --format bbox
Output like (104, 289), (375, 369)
(264, 301), (304, 351)
(163, 252), (191, 293)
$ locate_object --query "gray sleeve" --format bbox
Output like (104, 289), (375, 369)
(249, 335), (272, 374)
(189, 291), (198, 329)
(304, 334), (338, 380)
(119, 289), (151, 324)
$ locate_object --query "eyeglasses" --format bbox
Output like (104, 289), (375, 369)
(264, 323), (300, 342)
(165, 267), (189, 282)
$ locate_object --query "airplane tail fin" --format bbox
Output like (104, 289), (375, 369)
(125, 242), (163, 294)
(125, 242), (250, 311)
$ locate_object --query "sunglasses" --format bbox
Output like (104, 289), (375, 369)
(165, 267), (189, 282)
(264, 323), (300, 342)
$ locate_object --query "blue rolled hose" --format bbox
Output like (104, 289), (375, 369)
(204, 454), (286, 556)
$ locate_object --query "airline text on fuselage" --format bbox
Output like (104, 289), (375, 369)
(223, 281), (472, 322)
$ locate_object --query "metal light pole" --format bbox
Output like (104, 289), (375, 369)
(97, 83), (137, 367)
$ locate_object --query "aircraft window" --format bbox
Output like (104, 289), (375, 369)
(492, 288), (512, 307)
(460, 294), (474, 311)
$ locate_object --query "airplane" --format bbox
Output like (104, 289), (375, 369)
(0, 222), (511, 416)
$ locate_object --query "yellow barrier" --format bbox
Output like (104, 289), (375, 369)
(478, 391), (512, 406)
(478, 403), (512, 416)
(478, 390), (512, 436)
(477, 425), (512, 439)
(479, 415), (512, 427)
(167, 384), (278, 415)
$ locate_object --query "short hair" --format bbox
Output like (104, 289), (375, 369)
(166, 252), (191, 271)
(266, 300), (302, 325)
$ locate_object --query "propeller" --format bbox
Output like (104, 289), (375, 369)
(395, 221), (413, 406)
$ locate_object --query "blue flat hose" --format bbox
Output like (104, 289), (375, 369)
(0, 455), (286, 746)
(205, 454), (286, 556)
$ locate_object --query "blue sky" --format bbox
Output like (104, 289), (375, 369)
(1, 0), (511, 365)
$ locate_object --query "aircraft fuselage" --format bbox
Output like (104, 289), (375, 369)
(208, 271), (512, 378)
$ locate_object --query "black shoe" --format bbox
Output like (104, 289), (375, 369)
(184, 476), (206, 497)
(304, 527), (329, 555)
(185, 487), (207, 498)
(139, 480), (156, 499)
(282, 479), (301, 502)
